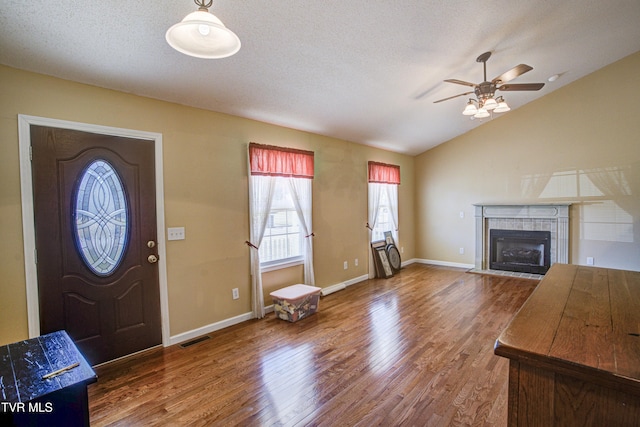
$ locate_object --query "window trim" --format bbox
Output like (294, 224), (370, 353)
(260, 255), (304, 272)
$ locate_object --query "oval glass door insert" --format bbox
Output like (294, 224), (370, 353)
(74, 159), (129, 276)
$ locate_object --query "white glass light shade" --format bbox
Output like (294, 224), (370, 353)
(462, 102), (478, 116)
(483, 97), (498, 110)
(474, 107), (490, 118)
(166, 10), (241, 59)
(494, 100), (511, 113)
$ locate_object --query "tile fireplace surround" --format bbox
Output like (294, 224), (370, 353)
(474, 203), (570, 277)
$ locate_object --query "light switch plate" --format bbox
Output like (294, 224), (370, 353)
(168, 227), (185, 241)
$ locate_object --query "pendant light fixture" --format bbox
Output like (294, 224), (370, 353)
(166, 0), (241, 59)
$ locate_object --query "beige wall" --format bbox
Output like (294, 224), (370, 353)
(0, 65), (415, 345)
(3, 50), (637, 348)
(415, 51), (640, 271)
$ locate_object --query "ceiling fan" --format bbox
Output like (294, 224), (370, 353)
(434, 51), (545, 118)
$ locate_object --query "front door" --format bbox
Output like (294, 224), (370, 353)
(30, 125), (162, 365)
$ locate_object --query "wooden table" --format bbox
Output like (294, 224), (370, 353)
(495, 264), (640, 426)
(0, 330), (96, 426)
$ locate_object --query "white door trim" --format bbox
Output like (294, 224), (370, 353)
(18, 114), (171, 347)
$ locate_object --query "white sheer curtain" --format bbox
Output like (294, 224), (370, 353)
(386, 184), (399, 244)
(368, 182), (383, 233)
(247, 174), (275, 319)
(368, 182), (383, 278)
(288, 177), (315, 286)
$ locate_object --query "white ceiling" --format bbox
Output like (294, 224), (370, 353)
(2, 1), (640, 155)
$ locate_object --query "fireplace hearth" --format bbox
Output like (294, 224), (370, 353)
(490, 229), (551, 274)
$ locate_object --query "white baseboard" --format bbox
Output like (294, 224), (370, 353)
(168, 312), (254, 346)
(401, 258), (418, 267)
(321, 274), (368, 296)
(320, 283), (345, 296)
(415, 258), (475, 269)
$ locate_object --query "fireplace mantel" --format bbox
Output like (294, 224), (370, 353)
(474, 203), (571, 273)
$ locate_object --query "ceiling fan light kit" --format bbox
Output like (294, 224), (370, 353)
(166, 0), (241, 59)
(462, 101), (478, 116)
(494, 98), (511, 113)
(435, 51), (544, 120)
(483, 97), (498, 110)
(474, 107), (490, 119)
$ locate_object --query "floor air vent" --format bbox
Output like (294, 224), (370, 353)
(179, 335), (211, 348)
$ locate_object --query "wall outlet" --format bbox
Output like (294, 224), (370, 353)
(343, 261), (348, 270)
(355, 258), (358, 266)
(459, 211), (465, 219)
(232, 288), (239, 300)
(401, 247), (404, 254)
(167, 227), (185, 241)
(586, 257), (594, 265)
(459, 247), (465, 255)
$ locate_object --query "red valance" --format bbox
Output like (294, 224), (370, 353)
(249, 143), (314, 178)
(368, 161), (400, 184)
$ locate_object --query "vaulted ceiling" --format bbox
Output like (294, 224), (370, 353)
(1, 1), (640, 155)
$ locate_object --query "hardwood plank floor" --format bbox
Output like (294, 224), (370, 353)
(88, 264), (537, 426)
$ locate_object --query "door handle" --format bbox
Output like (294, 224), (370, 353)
(147, 254), (159, 264)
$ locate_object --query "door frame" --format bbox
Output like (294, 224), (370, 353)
(18, 114), (171, 348)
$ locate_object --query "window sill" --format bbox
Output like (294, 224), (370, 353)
(260, 257), (304, 273)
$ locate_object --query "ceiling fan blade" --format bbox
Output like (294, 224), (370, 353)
(444, 79), (476, 88)
(433, 91), (474, 103)
(498, 83), (545, 91)
(492, 64), (533, 84)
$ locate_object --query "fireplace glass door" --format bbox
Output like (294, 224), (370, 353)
(490, 229), (551, 274)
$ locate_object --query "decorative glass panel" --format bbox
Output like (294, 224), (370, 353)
(74, 159), (129, 276)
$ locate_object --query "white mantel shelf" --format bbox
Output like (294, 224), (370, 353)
(474, 203), (571, 272)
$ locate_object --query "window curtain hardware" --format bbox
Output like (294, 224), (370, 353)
(249, 142), (314, 178)
(368, 161), (400, 185)
(245, 240), (259, 249)
(305, 232), (315, 238)
(365, 222), (373, 230)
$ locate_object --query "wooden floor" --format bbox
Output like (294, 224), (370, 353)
(88, 264), (537, 426)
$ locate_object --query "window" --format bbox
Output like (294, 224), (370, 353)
(247, 143), (315, 318)
(259, 178), (303, 266)
(367, 161), (400, 278)
(371, 188), (393, 243)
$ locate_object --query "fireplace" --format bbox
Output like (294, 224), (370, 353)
(490, 229), (551, 274)
(474, 204), (570, 277)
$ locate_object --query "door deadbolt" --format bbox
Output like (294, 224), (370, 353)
(147, 240), (156, 248)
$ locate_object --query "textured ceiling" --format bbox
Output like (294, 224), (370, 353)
(1, 1), (640, 155)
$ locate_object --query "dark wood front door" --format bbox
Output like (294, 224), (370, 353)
(31, 125), (161, 365)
